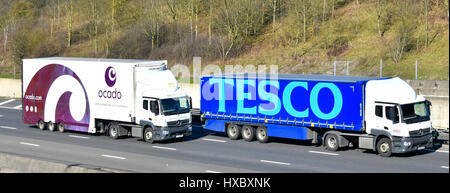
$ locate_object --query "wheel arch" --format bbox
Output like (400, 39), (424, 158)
(371, 129), (393, 149)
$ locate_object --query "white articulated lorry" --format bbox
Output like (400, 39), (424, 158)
(22, 57), (192, 143)
(200, 74), (434, 157)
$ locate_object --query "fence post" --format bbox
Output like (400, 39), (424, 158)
(415, 59), (418, 80)
(379, 58), (383, 78)
(333, 60), (336, 76)
(346, 59), (349, 75)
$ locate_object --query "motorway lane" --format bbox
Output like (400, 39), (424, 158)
(0, 99), (449, 173)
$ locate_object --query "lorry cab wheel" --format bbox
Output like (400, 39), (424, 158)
(47, 121), (55, 131)
(325, 134), (339, 151)
(256, 127), (269, 143)
(376, 138), (392, 157)
(38, 120), (46, 130)
(144, 127), (154, 143)
(108, 124), (119, 139)
(242, 125), (256, 142)
(227, 124), (241, 140)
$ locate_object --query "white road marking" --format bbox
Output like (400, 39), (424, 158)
(68, 135), (89, 139)
(0, 126), (17, 130)
(441, 166), (449, 169)
(20, 142), (40, 147)
(205, 170), (222, 173)
(436, 150), (449, 153)
(309, 151), (339, 156)
(202, 138), (227, 143)
(13, 105), (22, 109)
(260, 159), (291, 166)
(0, 99), (15, 106)
(152, 146), (177, 151)
(101, 154), (126, 160)
(0, 106), (21, 110)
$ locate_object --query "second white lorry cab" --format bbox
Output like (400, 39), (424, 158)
(22, 57), (192, 143)
(363, 77), (433, 156)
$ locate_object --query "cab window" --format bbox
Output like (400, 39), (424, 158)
(143, 100), (148, 110)
(385, 106), (399, 123)
(375, 105), (382, 117)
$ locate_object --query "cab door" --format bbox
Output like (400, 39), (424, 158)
(366, 103), (385, 131)
(367, 103), (399, 133)
(137, 98), (156, 125)
(382, 104), (400, 132)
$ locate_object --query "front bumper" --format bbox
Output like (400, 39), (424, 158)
(153, 124), (192, 141)
(392, 133), (433, 153)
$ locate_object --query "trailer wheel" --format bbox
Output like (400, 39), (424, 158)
(376, 138), (392, 157)
(47, 121), (55, 132)
(57, 123), (65, 133)
(144, 127), (154, 144)
(241, 125), (256, 142)
(108, 124), (119, 139)
(227, 124), (241, 140)
(325, 134), (339, 151)
(37, 120), (46, 130)
(256, 127), (269, 143)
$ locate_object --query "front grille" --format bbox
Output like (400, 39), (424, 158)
(167, 119), (190, 127)
(409, 128), (431, 137)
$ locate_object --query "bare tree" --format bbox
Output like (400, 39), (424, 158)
(66, 0), (73, 47)
(376, 0), (383, 37)
(424, 0), (429, 48)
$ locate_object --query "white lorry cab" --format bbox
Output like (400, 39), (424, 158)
(363, 77), (433, 156)
(22, 57), (192, 143)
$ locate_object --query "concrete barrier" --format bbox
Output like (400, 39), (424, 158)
(405, 80), (449, 97)
(405, 80), (449, 130)
(0, 78), (21, 98)
(0, 152), (126, 173)
(179, 83), (201, 109)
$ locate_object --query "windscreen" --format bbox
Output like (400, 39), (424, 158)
(160, 97), (190, 115)
(400, 102), (430, 124)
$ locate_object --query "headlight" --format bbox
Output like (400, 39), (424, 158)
(162, 130), (169, 135)
(403, 141), (411, 146)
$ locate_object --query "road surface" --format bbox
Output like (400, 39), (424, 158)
(0, 98), (448, 173)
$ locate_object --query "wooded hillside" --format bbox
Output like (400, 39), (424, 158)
(0, 0), (448, 80)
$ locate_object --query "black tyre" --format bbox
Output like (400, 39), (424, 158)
(256, 127), (269, 143)
(108, 124), (119, 139)
(144, 127), (154, 143)
(227, 124), (241, 140)
(47, 121), (55, 131)
(241, 125), (256, 142)
(57, 123), (65, 133)
(376, 137), (392, 157)
(37, 120), (46, 130)
(325, 134), (339, 151)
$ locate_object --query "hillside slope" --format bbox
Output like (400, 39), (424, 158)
(0, 0), (448, 80)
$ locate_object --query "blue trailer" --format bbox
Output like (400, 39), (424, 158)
(200, 74), (433, 156)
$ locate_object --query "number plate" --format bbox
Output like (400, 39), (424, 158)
(418, 146), (425, 150)
(176, 134), (183, 138)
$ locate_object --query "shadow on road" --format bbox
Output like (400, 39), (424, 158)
(155, 123), (209, 144)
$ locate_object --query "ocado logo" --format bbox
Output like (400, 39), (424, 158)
(105, 66), (117, 87)
(98, 66), (122, 99)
